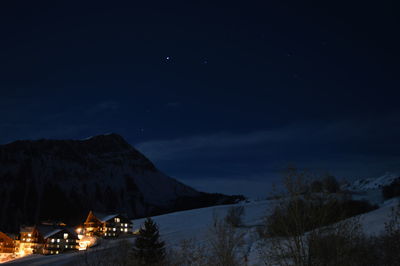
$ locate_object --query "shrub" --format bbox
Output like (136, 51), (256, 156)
(258, 167), (380, 266)
(168, 215), (246, 266)
(310, 180), (323, 193)
(382, 179), (400, 200)
(208, 215), (245, 266)
(379, 203), (400, 265)
(322, 175), (340, 193)
(263, 198), (377, 238)
(225, 206), (245, 227)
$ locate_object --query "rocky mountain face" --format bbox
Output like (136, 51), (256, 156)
(0, 134), (240, 233)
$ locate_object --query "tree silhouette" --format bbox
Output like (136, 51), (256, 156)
(132, 218), (165, 265)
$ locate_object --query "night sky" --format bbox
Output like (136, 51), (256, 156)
(1, 1), (399, 198)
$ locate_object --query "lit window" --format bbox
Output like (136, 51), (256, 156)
(57, 239), (60, 243)
(65, 245), (68, 248)
(56, 251), (59, 254)
(63, 233), (68, 239)
(51, 239), (55, 243)
(124, 228), (128, 232)
(113, 228), (116, 231)
(57, 245), (60, 248)
(28, 233), (32, 237)
(114, 217), (120, 223)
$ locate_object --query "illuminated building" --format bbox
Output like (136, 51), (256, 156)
(83, 211), (132, 238)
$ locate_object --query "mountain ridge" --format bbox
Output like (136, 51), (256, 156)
(0, 133), (242, 233)
(343, 172), (400, 192)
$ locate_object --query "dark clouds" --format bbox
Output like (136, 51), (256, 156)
(136, 116), (400, 197)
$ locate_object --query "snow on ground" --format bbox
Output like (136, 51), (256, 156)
(3, 197), (398, 266)
(359, 197), (400, 236)
(345, 172), (399, 192)
(3, 200), (271, 266)
(3, 238), (135, 266)
(132, 200), (272, 247)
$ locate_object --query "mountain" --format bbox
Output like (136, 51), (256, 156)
(0, 134), (242, 233)
(343, 172), (400, 192)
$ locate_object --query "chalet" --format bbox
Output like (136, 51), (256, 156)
(0, 232), (15, 253)
(18, 226), (43, 255)
(18, 224), (79, 255)
(84, 211), (132, 237)
(39, 226), (79, 255)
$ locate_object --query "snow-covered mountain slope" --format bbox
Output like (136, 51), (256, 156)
(344, 172), (400, 192)
(0, 134), (201, 232)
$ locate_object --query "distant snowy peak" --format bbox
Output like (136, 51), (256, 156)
(344, 172), (400, 192)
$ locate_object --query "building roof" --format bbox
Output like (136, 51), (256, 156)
(20, 226), (36, 233)
(85, 210), (132, 224)
(37, 226), (78, 239)
(0, 231), (14, 242)
(43, 229), (62, 239)
(94, 213), (119, 222)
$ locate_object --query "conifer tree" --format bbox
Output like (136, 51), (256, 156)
(132, 217), (165, 265)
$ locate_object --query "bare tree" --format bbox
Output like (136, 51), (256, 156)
(225, 206), (245, 228)
(166, 238), (209, 266)
(379, 202), (400, 265)
(207, 214), (246, 266)
(258, 166), (367, 266)
(168, 213), (246, 266)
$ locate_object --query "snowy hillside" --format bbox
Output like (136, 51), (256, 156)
(132, 200), (272, 246)
(5, 197), (398, 266)
(344, 172), (400, 192)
